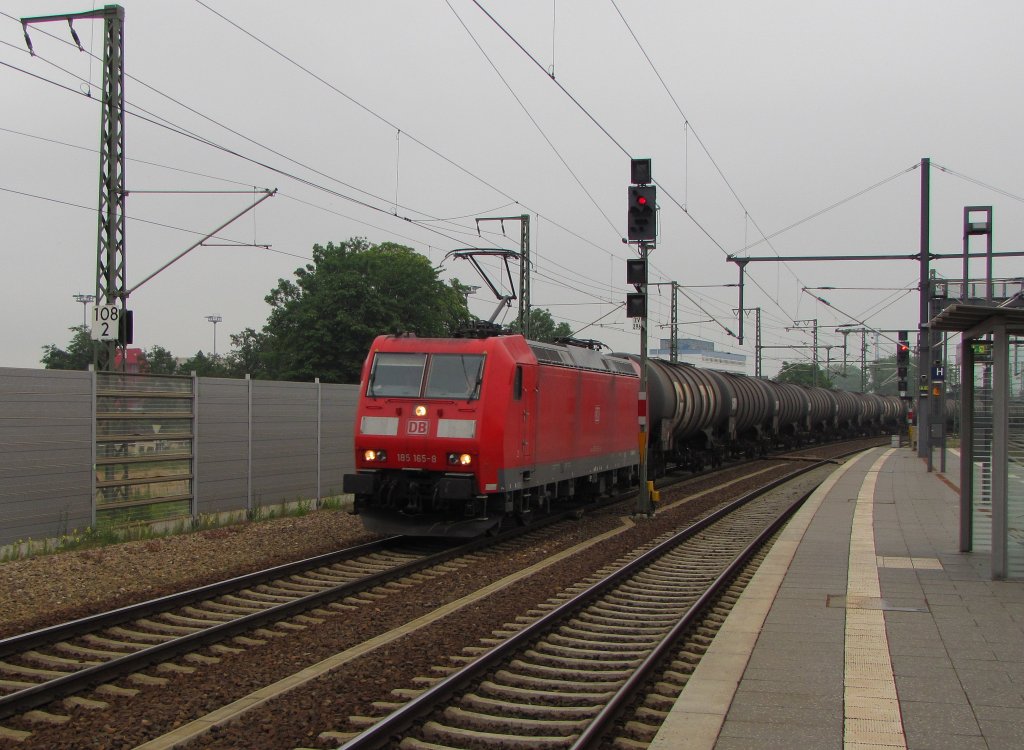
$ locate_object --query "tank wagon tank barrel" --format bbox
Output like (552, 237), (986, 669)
(805, 386), (836, 431)
(719, 371), (776, 443)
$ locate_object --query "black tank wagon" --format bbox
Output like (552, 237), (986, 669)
(630, 356), (905, 474)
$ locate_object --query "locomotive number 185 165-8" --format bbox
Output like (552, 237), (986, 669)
(396, 453), (438, 464)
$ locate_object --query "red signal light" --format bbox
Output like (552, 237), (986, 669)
(637, 195), (648, 206)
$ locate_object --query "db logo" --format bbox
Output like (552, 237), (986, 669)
(407, 420), (429, 435)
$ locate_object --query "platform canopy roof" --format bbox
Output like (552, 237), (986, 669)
(929, 302), (1024, 337)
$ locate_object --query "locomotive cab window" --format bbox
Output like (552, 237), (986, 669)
(424, 354), (485, 399)
(367, 353), (426, 397)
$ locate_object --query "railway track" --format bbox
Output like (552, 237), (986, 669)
(0, 485), (640, 741)
(0, 536), (483, 724)
(333, 460), (828, 749)
(0, 440), (881, 747)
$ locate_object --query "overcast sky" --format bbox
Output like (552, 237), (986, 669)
(2, 0), (1022, 375)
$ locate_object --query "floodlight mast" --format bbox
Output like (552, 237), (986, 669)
(205, 315), (223, 357)
(73, 293), (95, 329)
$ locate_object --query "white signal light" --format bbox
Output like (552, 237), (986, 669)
(364, 449), (377, 462)
(458, 453), (472, 466)
(414, 404), (427, 417)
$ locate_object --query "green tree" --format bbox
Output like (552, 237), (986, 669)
(507, 308), (572, 343)
(262, 238), (470, 383)
(145, 344), (178, 375)
(41, 327), (94, 370)
(177, 351), (229, 377)
(776, 361), (834, 389)
(829, 364), (865, 393)
(223, 327), (271, 378)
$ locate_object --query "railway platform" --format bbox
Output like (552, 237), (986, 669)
(651, 445), (1024, 749)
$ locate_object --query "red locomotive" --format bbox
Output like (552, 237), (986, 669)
(343, 334), (640, 536)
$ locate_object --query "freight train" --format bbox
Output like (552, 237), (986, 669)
(342, 334), (905, 537)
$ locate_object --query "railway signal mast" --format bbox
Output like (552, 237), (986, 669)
(896, 330), (911, 445)
(896, 331), (910, 396)
(626, 159), (657, 516)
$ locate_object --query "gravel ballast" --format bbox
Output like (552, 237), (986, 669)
(0, 509), (378, 639)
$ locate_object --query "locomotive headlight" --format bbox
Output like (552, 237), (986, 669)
(364, 449), (386, 462)
(414, 404), (427, 417)
(448, 452), (472, 466)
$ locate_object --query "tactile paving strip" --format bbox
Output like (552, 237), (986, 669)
(844, 449), (907, 750)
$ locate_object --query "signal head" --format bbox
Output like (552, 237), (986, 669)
(627, 185), (657, 242)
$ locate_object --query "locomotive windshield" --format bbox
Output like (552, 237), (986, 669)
(424, 354), (484, 399)
(367, 352), (484, 399)
(367, 353), (426, 397)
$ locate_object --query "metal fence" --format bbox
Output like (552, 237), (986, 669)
(0, 368), (93, 547)
(0, 367), (358, 548)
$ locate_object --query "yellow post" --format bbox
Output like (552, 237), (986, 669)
(647, 480), (660, 503)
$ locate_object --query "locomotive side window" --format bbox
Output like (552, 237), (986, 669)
(367, 353), (426, 397)
(424, 354), (485, 399)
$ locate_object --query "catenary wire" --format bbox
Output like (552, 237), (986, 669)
(5, 7), (622, 281)
(186, 2), (640, 285)
(464, 0), (809, 330)
(470, 2), (932, 339)
(737, 164), (921, 252)
(6, 6), (888, 352)
(2, 49), (485, 250)
(4, 18), (706, 356)
(932, 161), (1024, 204)
(445, 0), (622, 241)
(0, 122), (483, 259)
(9, 8), (644, 314)
(2, 14), (514, 248)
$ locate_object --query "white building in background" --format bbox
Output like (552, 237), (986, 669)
(648, 338), (747, 374)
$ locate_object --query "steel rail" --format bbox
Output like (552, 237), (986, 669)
(570, 480), (816, 747)
(0, 537), (402, 660)
(0, 523), (543, 721)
